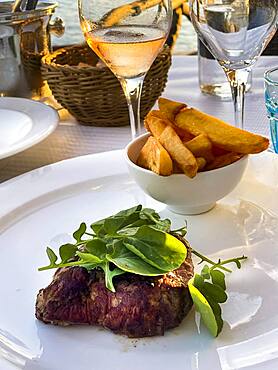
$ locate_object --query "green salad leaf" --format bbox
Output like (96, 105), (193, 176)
(59, 243), (77, 264)
(107, 240), (167, 276)
(73, 222), (87, 242)
(188, 282), (219, 337)
(39, 205), (186, 292)
(39, 205), (247, 336)
(189, 254), (247, 337)
(46, 247), (58, 267)
(124, 226), (186, 271)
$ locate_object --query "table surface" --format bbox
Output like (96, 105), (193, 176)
(0, 55), (277, 183)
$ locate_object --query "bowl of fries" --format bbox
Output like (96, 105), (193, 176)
(125, 98), (269, 215)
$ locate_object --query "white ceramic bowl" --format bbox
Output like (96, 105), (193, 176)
(125, 133), (248, 215)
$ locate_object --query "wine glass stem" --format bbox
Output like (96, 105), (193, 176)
(119, 76), (145, 139)
(224, 67), (251, 130)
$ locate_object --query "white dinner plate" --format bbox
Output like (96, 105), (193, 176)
(0, 150), (278, 370)
(0, 98), (59, 160)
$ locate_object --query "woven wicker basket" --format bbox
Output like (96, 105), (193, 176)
(41, 44), (172, 126)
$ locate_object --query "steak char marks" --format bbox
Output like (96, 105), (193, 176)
(36, 240), (194, 338)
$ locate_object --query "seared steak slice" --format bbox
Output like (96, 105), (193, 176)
(36, 246), (194, 337)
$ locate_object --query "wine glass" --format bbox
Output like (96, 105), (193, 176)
(190, 0), (278, 130)
(78, 0), (172, 139)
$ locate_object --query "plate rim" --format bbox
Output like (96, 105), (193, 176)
(0, 149), (275, 219)
(0, 97), (59, 160)
(0, 149), (125, 218)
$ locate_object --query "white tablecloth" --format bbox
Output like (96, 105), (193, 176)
(0, 55), (277, 183)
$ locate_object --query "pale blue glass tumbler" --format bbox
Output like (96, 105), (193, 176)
(265, 67), (278, 153)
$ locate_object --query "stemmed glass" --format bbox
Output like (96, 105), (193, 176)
(190, 0), (278, 130)
(78, 0), (172, 139)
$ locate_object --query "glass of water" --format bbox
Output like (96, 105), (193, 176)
(198, 39), (252, 100)
(265, 67), (278, 153)
(190, 0), (278, 130)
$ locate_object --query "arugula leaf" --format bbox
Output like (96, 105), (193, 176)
(171, 222), (188, 237)
(90, 219), (105, 236)
(73, 222), (87, 242)
(107, 240), (166, 276)
(139, 208), (160, 221)
(38, 204), (247, 339)
(91, 206), (142, 236)
(188, 281), (219, 337)
(192, 273), (204, 288)
(40, 207), (182, 279)
(139, 208), (171, 232)
(115, 205), (142, 217)
(201, 264), (210, 280)
(124, 226), (187, 272)
(85, 238), (107, 260)
(189, 251), (247, 337)
(202, 282), (227, 303)
(190, 273), (224, 336)
(59, 243), (77, 264)
(76, 251), (103, 264)
(210, 269), (226, 290)
(103, 217), (127, 234)
(204, 294), (223, 335)
(46, 247), (58, 266)
(100, 262), (126, 292)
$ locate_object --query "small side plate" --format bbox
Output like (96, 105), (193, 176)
(0, 97), (59, 160)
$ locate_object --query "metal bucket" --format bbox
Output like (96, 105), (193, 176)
(0, 1), (64, 98)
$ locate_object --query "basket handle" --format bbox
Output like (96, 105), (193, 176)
(48, 17), (65, 38)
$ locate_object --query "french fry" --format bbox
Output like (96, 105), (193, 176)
(175, 107), (269, 154)
(158, 97), (187, 122)
(177, 129), (194, 142)
(147, 110), (174, 128)
(211, 145), (229, 157)
(137, 136), (173, 176)
(172, 162), (183, 174)
(172, 158), (206, 173)
(205, 153), (244, 171)
(184, 134), (214, 163)
(145, 111), (167, 137)
(158, 125), (198, 178)
(149, 110), (193, 140)
(146, 114), (198, 178)
(196, 157), (207, 171)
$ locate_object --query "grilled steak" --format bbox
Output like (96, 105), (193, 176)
(36, 241), (194, 338)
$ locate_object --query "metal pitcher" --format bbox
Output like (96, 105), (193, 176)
(0, 1), (64, 98)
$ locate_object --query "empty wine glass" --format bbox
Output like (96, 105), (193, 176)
(78, 0), (172, 138)
(190, 0), (278, 130)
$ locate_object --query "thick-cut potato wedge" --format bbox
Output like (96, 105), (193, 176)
(175, 107), (269, 154)
(173, 158), (206, 173)
(196, 157), (207, 171)
(137, 136), (173, 176)
(148, 110), (193, 140)
(158, 97), (187, 122)
(144, 111), (167, 137)
(158, 126), (198, 178)
(146, 110), (172, 125)
(172, 162), (183, 174)
(184, 134), (214, 163)
(211, 145), (229, 157)
(145, 113), (198, 177)
(205, 152), (244, 171)
(177, 129), (194, 142)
